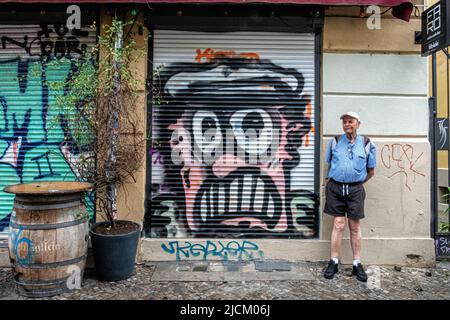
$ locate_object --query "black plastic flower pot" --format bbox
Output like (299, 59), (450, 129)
(89, 220), (141, 282)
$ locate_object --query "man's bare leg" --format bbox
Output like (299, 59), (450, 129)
(348, 217), (367, 281)
(348, 218), (361, 261)
(324, 216), (346, 279)
(331, 216), (347, 260)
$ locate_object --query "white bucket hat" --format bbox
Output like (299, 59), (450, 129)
(340, 111), (361, 122)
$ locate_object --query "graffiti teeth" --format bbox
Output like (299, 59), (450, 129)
(241, 174), (252, 211)
(193, 168), (283, 232)
(201, 194), (208, 222)
(203, 174), (277, 217)
(219, 185), (226, 214)
(267, 197), (274, 218)
(253, 178), (264, 212)
(229, 179), (239, 212)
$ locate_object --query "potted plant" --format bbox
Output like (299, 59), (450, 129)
(51, 14), (147, 281)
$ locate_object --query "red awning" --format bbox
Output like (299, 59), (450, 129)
(0, 0), (414, 21)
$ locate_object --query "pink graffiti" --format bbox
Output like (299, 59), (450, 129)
(380, 143), (425, 191)
(0, 137), (22, 168)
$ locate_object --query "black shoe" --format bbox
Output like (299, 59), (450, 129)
(324, 260), (339, 279)
(352, 263), (368, 282)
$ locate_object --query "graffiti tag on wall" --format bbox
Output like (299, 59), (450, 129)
(436, 235), (450, 257)
(380, 143), (425, 191)
(161, 240), (264, 261)
(195, 48), (260, 63)
(1, 23), (88, 58)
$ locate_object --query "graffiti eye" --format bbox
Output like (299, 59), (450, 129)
(230, 109), (273, 155)
(242, 112), (264, 134)
(202, 117), (217, 135)
(193, 111), (222, 154)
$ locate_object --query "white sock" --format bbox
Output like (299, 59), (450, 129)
(331, 257), (339, 264)
(353, 259), (361, 266)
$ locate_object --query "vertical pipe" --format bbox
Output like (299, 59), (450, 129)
(431, 52), (437, 238)
(145, 26), (154, 237)
(314, 20), (322, 239)
(447, 49), (450, 227)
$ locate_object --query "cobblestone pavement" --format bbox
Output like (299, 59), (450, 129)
(1, 261), (450, 300)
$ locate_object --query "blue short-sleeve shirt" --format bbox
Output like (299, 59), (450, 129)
(325, 134), (376, 183)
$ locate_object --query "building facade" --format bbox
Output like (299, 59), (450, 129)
(0, 0), (435, 267)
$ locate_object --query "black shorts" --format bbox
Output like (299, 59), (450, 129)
(324, 179), (366, 220)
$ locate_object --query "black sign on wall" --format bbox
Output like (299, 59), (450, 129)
(436, 233), (450, 258)
(422, 0), (450, 56)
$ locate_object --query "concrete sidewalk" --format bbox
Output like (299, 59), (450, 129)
(1, 260), (450, 300)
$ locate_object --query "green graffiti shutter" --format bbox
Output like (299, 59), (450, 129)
(0, 21), (97, 238)
(149, 30), (318, 239)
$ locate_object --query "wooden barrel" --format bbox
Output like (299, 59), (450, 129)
(4, 182), (92, 298)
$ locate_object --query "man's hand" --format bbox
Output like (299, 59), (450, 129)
(364, 168), (375, 183)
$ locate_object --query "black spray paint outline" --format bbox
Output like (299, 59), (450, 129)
(147, 57), (317, 238)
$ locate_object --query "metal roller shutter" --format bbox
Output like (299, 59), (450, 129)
(148, 30), (318, 239)
(0, 20), (97, 238)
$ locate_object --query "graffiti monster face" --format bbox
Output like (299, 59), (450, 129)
(153, 57), (314, 237)
(170, 103), (305, 235)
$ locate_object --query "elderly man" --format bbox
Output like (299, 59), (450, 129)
(323, 112), (376, 282)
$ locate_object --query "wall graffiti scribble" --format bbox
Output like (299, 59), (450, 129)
(436, 236), (450, 257)
(0, 23), (94, 231)
(146, 39), (318, 239)
(1, 23), (88, 58)
(161, 240), (264, 261)
(380, 143), (425, 191)
(195, 48), (260, 63)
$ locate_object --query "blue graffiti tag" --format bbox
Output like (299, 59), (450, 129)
(9, 226), (34, 266)
(161, 240), (264, 261)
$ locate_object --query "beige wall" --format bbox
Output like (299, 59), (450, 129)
(324, 3), (423, 54)
(321, 4), (433, 265)
(141, 238), (435, 266)
(436, 49), (449, 170)
(324, 17), (421, 54)
(320, 138), (431, 239)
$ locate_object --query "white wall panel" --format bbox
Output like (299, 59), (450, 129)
(323, 53), (428, 96)
(323, 95), (429, 136)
